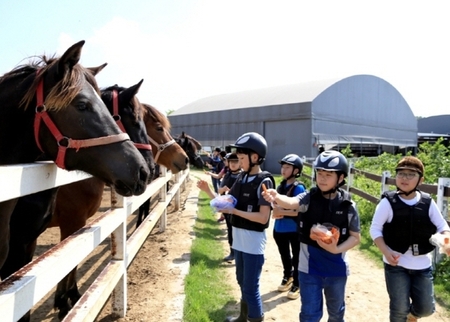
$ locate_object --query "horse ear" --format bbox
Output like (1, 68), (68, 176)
(181, 131), (186, 138)
(56, 40), (85, 77)
(87, 63), (108, 76)
(120, 79), (144, 102)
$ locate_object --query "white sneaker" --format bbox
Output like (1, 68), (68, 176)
(277, 277), (293, 292)
(287, 285), (299, 300)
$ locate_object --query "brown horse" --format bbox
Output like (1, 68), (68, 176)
(1, 79), (156, 322)
(0, 40), (150, 274)
(174, 131), (205, 169)
(142, 103), (188, 172)
(135, 128), (205, 228)
(47, 101), (187, 319)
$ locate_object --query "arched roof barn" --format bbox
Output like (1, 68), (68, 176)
(169, 75), (417, 173)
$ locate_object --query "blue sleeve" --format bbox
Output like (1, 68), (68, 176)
(292, 184), (306, 196)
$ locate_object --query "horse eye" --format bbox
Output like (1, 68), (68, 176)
(76, 102), (88, 110)
(157, 125), (164, 132)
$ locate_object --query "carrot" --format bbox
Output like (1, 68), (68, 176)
(262, 183), (267, 192)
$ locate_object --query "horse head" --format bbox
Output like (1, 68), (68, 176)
(175, 132), (205, 169)
(0, 40), (150, 196)
(100, 80), (156, 182)
(142, 104), (188, 173)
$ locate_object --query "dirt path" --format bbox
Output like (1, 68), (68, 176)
(30, 171), (449, 321)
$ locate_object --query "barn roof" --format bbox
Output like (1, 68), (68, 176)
(418, 115), (450, 134)
(171, 78), (341, 116)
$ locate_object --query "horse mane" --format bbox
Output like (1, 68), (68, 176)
(0, 55), (99, 111)
(142, 103), (171, 130)
(102, 85), (143, 119)
(185, 134), (202, 151)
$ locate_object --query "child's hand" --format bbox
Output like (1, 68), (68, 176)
(272, 207), (284, 219)
(384, 249), (401, 266)
(316, 235), (339, 253)
(223, 208), (235, 215)
(197, 180), (209, 191)
(272, 213), (284, 219)
(262, 188), (277, 203)
(218, 186), (230, 195)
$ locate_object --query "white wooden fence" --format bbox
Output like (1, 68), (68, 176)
(0, 161), (190, 322)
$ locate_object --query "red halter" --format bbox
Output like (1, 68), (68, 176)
(112, 89), (152, 151)
(33, 71), (130, 169)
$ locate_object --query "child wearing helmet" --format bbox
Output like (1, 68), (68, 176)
(206, 148), (224, 193)
(224, 132), (275, 322)
(199, 153), (243, 261)
(370, 156), (450, 322)
(219, 153), (242, 262)
(262, 150), (360, 322)
(273, 154), (306, 300)
(206, 152), (237, 222)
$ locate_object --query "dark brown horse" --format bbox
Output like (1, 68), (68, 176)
(175, 131), (205, 168)
(0, 41), (150, 275)
(1, 74), (156, 321)
(44, 101), (186, 320)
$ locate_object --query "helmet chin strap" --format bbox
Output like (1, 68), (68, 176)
(396, 185), (419, 196)
(396, 174), (422, 196)
(318, 173), (345, 195)
(397, 189), (416, 196)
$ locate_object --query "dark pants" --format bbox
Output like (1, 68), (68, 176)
(211, 176), (219, 193)
(384, 263), (435, 322)
(224, 213), (233, 247)
(234, 250), (265, 319)
(273, 230), (300, 287)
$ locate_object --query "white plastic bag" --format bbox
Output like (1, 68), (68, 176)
(210, 195), (237, 212)
(429, 233), (450, 256)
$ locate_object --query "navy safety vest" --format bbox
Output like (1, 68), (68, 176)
(276, 180), (306, 197)
(276, 180), (306, 226)
(299, 187), (352, 248)
(382, 191), (437, 255)
(220, 170), (240, 195)
(230, 171), (275, 232)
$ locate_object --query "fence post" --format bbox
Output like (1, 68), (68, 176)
(381, 171), (391, 194)
(159, 166), (168, 232)
(110, 188), (127, 317)
(173, 171), (181, 211)
(437, 177), (450, 220)
(347, 162), (353, 193)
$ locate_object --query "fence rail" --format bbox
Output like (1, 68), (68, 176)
(0, 162), (189, 322)
(302, 161), (450, 220)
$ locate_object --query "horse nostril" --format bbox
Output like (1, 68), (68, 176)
(139, 166), (149, 184)
(185, 157), (189, 164)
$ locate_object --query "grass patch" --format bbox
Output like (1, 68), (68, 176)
(183, 191), (236, 322)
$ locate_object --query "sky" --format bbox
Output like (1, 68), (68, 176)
(1, 0), (449, 117)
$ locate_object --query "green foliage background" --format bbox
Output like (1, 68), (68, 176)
(328, 139), (450, 308)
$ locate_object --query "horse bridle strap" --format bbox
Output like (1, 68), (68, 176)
(147, 135), (176, 163)
(112, 90), (152, 152)
(34, 72), (130, 169)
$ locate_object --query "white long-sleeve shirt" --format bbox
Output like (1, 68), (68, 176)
(370, 191), (450, 269)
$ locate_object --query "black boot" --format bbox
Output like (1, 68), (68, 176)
(223, 248), (234, 262)
(247, 314), (264, 322)
(224, 300), (248, 322)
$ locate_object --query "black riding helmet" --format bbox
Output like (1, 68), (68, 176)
(230, 132), (267, 170)
(279, 154), (303, 178)
(225, 152), (239, 161)
(313, 150), (348, 193)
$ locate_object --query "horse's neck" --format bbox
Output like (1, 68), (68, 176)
(0, 74), (43, 164)
(0, 103), (41, 164)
